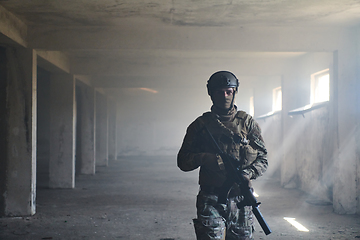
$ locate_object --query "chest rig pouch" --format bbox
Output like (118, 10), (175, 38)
(201, 111), (258, 169)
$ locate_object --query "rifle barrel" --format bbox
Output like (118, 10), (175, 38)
(252, 206), (272, 235)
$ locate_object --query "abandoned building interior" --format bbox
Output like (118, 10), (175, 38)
(1, 0), (360, 239)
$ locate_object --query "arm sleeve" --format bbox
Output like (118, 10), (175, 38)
(177, 119), (207, 172)
(242, 116), (268, 180)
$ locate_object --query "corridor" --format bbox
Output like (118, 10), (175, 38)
(1, 156), (359, 240)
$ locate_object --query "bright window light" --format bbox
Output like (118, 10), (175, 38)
(249, 96), (254, 116)
(311, 69), (329, 104)
(272, 87), (282, 111)
(284, 217), (309, 232)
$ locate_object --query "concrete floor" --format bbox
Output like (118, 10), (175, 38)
(1, 156), (359, 240)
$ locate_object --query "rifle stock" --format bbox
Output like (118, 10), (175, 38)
(205, 126), (272, 235)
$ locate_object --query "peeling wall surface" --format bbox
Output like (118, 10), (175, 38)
(1, 46), (37, 216)
(0, 0), (359, 216)
(49, 74), (76, 189)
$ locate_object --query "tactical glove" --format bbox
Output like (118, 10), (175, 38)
(198, 153), (227, 187)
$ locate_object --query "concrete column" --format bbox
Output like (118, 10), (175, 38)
(357, 28), (360, 215)
(0, 46), (37, 216)
(95, 91), (108, 166)
(78, 83), (96, 174)
(280, 63), (300, 189)
(36, 68), (51, 188)
(332, 34), (359, 214)
(49, 73), (76, 188)
(108, 99), (117, 161)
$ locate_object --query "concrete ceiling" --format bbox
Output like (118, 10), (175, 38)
(2, 0), (360, 27)
(1, 0), (360, 89)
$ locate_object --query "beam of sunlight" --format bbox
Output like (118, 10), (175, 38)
(283, 217), (309, 232)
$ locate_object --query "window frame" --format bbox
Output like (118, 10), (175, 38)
(272, 86), (282, 112)
(288, 68), (330, 117)
(310, 68), (330, 104)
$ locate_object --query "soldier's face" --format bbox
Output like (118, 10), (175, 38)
(211, 87), (235, 110)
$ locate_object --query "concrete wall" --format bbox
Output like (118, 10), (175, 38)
(114, 63), (287, 157)
(258, 113), (282, 180)
(0, 2), (359, 216)
(332, 30), (359, 214)
(286, 106), (334, 201)
(262, 52), (335, 202)
(116, 86), (211, 156)
(258, 43), (360, 214)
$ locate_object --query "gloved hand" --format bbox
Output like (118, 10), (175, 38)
(241, 172), (252, 188)
(198, 153), (227, 187)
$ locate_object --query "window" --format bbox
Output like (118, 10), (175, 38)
(311, 69), (329, 104)
(288, 69), (330, 116)
(272, 87), (282, 112)
(249, 96), (254, 116)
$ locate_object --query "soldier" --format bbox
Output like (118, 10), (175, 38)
(177, 71), (268, 240)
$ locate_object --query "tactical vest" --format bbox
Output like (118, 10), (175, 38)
(198, 111), (258, 169)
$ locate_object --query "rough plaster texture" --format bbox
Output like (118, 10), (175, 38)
(332, 34), (358, 214)
(291, 107), (333, 202)
(49, 74), (76, 189)
(281, 64), (306, 188)
(278, 53), (340, 207)
(258, 113), (282, 180)
(107, 100), (117, 160)
(267, 49), (360, 213)
(95, 92), (108, 166)
(77, 82), (96, 175)
(0, 5), (27, 47)
(1, 47), (36, 216)
(36, 50), (70, 74)
(3, 0), (360, 28)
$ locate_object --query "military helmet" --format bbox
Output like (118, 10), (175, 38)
(207, 71), (239, 95)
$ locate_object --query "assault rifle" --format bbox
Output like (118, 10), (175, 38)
(204, 126), (272, 235)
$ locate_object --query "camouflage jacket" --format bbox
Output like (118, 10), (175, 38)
(177, 110), (268, 187)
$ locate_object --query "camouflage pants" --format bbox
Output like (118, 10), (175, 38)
(193, 189), (254, 240)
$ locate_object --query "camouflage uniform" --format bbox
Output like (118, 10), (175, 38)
(177, 107), (268, 240)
